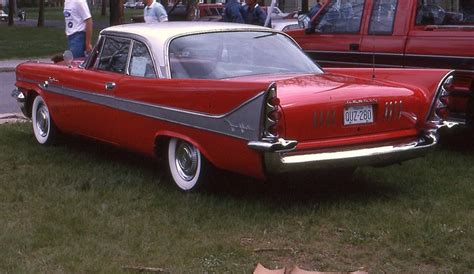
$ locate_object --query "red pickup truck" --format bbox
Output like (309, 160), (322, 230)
(287, 0), (474, 125)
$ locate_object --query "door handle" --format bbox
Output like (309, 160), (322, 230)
(48, 77), (59, 82)
(349, 43), (360, 51)
(105, 82), (116, 90)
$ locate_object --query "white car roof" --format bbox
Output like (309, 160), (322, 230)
(100, 22), (277, 75)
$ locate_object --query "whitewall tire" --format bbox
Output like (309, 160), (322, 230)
(32, 95), (57, 145)
(168, 138), (208, 191)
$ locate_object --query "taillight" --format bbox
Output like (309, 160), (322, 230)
(263, 85), (283, 140)
(426, 74), (453, 128)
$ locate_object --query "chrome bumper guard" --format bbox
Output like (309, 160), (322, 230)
(11, 88), (27, 117)
(248, 138), (298, 152)
(256, 132), (438, 174)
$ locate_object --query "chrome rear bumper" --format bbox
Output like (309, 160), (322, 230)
(261, 132), (438, 174)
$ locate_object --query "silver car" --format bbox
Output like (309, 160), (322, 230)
(0, 10), (8, 22)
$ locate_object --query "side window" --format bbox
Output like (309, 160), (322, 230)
(416, 0), (474, 26)
(128, 41), (157, 78)
(368, 0), (397, 34)
(97, 36), (131, 74)
(314, 0), (365, 33)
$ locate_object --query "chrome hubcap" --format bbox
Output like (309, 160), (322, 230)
(175, 141), (198, 181)
(36, 103), (49, 137)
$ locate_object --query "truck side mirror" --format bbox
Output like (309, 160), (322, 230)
(298, 14), (316, 34)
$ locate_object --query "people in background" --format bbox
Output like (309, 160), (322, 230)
(461, 0), (474, 23)
(223, 0), (244, 23)
(242, 0), (268, 26)
(64, 0), (93, 58)
(143, 0), (168, 23)
(307, 0), (327, 19)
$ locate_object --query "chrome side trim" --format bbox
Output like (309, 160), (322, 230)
(40, 83), (266, 141)
(306, 50), (474, 61)
(263, 132), (438, 174)
(17, 77), (39, 85)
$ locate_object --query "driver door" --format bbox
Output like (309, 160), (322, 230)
(60, 36), (131, 143)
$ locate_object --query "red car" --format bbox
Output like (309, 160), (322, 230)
(287, 0), (474, 126)
(13, 22), (452, 191)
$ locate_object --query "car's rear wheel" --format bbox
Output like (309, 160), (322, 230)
(32, 95), (57, 145)
(167, 138), (209, 191)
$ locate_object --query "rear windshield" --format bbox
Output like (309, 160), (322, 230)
(168, 31), (322, 79)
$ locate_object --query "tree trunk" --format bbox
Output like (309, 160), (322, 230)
(301, 0), (308, 13)
(109, 0), (123, 25)
(38, 0), (44, 27)
(8, 0), (14, 26)
(101, 0), (107, 16)
(185, 0), (198, 21)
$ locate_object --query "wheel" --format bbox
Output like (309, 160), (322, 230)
(32, 95), (57, 145)
(167, 138), (209, 191)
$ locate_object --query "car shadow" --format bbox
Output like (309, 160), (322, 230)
(35, 133), (403, 205)
(204, 169), (402, 207)
(437, 126), (474, 153)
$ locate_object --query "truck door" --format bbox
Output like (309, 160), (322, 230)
(359, 0), (408, 68)
(404, 0), (474, 70)
(295, 0), (367, 67)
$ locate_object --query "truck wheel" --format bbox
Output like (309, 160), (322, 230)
(167, 138), (209, 191)
(32, 95), (58, 145)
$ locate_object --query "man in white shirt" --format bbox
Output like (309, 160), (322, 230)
(64, 0), (93, 58)
(144, 0), (168, 23)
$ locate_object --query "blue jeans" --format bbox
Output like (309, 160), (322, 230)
(67, 31), (86, 58)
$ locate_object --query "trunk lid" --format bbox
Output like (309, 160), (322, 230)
(271, 73), (425, 142)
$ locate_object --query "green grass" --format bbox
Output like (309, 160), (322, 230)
(0, 123), (473, 272)
(0, 25), (100, 60)
(0, 7), (142, 60)
(23, 6), (144, 24)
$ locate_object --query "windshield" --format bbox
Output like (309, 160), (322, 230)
(168, 31), (322, 79)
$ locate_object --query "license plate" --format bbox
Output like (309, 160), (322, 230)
(344, 105), (374, 125)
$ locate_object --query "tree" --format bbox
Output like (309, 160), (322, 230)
(185, 0), (199, 21)
(101, 0), (107, 16)
(109, 0), (124, 25)
(38, 0), (44, 27)
(8, 0), (14, 26)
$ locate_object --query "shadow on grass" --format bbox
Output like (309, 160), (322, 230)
(14, 128), (403, 206)
(204, 169), (402, 207)
(438, 126), (474, 153)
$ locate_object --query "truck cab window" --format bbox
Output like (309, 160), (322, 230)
(416, 0), (474, 26)
(369, 0), (397, 34)
(313, 0), (365, 33)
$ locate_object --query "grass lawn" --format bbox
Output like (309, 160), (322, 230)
(0, 122), (473, 272)
(22, 6), (144, 24)
(0, 25), (100, 60)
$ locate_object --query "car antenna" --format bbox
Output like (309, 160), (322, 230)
(371, 33), (376, 80)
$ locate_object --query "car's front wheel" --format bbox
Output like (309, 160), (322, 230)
(167, 138), (209, 191)
(32, 95), (57, 145)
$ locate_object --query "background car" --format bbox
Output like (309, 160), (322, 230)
(0, 10), (8, 22)
(13, 22), (453, 192)
(123, 1), (137, 9)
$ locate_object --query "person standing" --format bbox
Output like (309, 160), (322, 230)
(307, 0), (327, 19)
(242, 0), (267, 26)
(63, 0), (93, 58)
(143, 0), (168, 23)
(223, 0), (244, 23)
